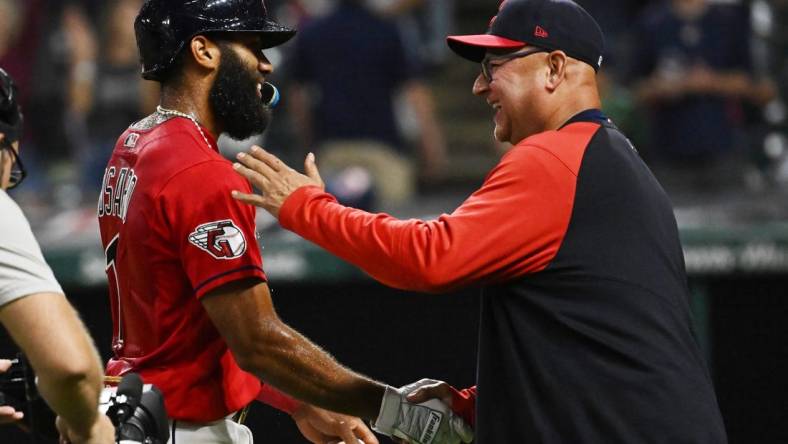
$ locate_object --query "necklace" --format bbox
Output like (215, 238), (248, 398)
(156, 105), (212, 149)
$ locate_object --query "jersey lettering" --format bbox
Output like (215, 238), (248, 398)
(98, 167), (138, 222)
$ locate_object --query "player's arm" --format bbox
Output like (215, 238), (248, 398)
(204, 279), (472, 443)
(0, 292), (114, 442)
(233, 145), (577, 292)
(201, 277), (385, 419)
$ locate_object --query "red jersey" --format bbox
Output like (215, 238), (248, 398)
(97, 114), (265, 421)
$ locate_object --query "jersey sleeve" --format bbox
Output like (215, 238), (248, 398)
(279, 142), (580, 292)
(0, 193), (63, 307)
(160, 161), (266, 298)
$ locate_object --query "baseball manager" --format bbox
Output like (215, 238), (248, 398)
(232, 0), (728, 442)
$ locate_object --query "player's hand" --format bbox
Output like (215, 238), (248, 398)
(56, 413), (114, 444)
(291, 403), (378, 444)
(372, 385), (473, 444)
(232, 146), (324, 218)
(392, 379), (451, 444)
(0, 359), (24, 424)
(403, 379), (454, 406)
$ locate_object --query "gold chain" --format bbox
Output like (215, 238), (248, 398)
(156, 105), (212, 149)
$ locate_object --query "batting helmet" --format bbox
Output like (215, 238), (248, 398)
(0, 68), (23, 144)
(135, 0), (296, 81)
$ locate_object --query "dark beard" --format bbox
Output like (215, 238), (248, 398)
(209, 43), (271, 140)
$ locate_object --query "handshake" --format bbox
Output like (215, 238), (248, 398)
(371, 379), (473, 444)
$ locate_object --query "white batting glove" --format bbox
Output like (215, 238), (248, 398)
(371, 385), (474, 444)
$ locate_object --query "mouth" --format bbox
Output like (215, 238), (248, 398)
(256, 82), (263, 98)
(489, 102), (502, 120)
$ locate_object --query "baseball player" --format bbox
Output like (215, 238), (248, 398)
(231, 0), (728, 442)
(97, 1), (471, 443)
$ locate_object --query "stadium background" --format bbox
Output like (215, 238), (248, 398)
(1, 0), (787, 442)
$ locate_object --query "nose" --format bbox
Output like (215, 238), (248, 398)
(258, 53), (273, 75)
(472, 73), (489, 96)
(259, 60), (273, 75)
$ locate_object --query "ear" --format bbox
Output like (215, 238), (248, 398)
(544, 51), (568, 92)
(188, 35), (222, 71)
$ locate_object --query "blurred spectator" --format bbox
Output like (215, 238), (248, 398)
(576, 1), (651, 151)
(25, 1), (97, 190)
(755, 0), (788, 188)
(83, 0), (158, 189)
(629, 0), (775, 191)
(0, 0), (45, 110)
(0, 0), (23, 65)
(365, 0), (455, 71)
(287, 0), (447, 208)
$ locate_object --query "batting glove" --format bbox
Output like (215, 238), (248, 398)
(371, 384), (474, 444)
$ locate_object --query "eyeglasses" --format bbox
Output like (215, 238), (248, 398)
(1, 139), (26, 190)
(481, 47), (548, 82)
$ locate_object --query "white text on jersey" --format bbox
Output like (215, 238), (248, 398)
(98, 167), (138, 222)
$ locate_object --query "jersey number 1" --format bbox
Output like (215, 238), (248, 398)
(105, 234), (124, 353)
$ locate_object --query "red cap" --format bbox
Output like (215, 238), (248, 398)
(446, 34), (526, 63)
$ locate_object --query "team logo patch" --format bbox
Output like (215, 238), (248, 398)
(188, 220), (247, 260)
(124, 133), (140, 148)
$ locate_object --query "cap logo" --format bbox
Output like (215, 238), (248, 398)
(534, 26), (549, 38)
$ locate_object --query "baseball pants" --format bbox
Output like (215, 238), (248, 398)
(167, 415), (253, 444)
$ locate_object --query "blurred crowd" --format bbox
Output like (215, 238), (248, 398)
(1, 0), (786, 214)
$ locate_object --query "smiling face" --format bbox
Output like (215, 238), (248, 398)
(208, 35), (274, 140)
(473, 47), (549, 145)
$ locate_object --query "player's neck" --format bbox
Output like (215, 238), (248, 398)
(159, 88), (219, 136)
(544, 86), (601, 132)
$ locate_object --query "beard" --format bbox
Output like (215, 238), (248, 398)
(209, 44), (271, 140)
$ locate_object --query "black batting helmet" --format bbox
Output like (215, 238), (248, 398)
(135, 0), (296, 81)
(0, 68), (23, 144)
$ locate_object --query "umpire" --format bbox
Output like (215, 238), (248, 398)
(232, 0), (728, 442)
(0, 68), (114, 442)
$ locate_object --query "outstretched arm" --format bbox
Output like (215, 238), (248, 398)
(203, 278), (472, 444)
(232, 142), (578, 293)
(202, 278), (384, 419)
